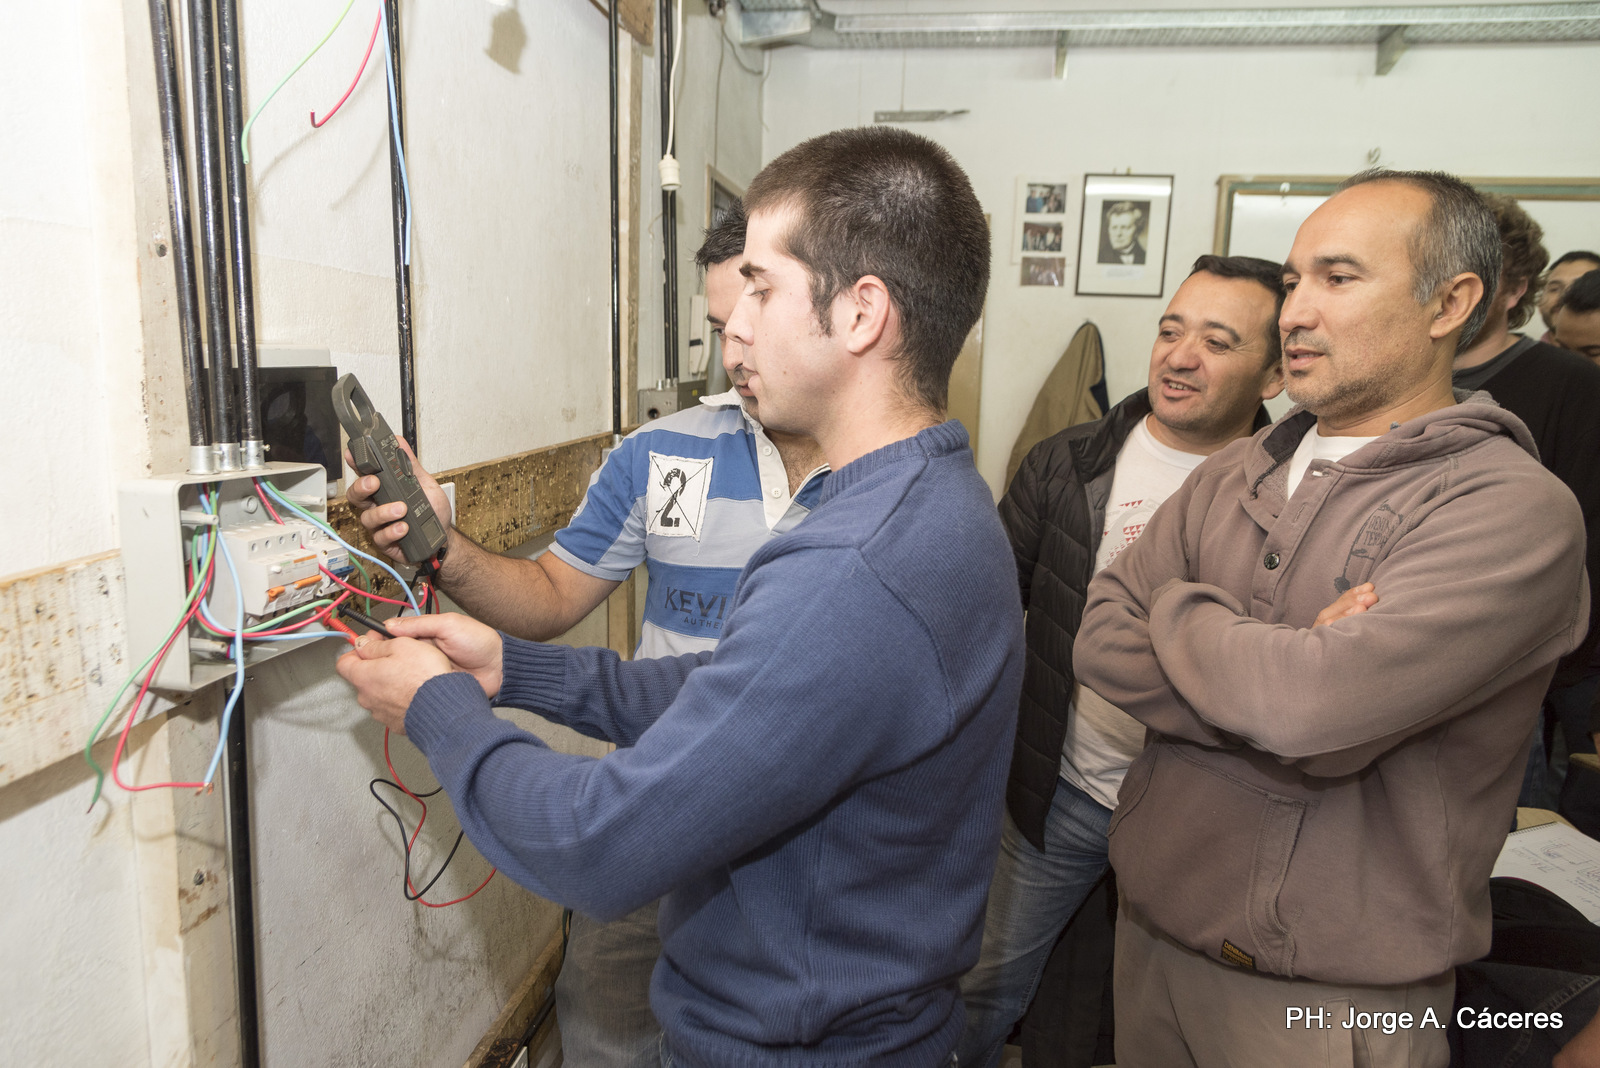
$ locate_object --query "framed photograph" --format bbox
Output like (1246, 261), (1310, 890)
(1075, 174), (1174, 297)
(1012, 178), (1069, 264)
(1021, 256), (1066, 288)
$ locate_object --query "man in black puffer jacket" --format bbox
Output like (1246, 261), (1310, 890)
(957, 256), (1291, 1068)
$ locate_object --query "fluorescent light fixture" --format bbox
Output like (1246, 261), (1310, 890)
(1085, 180), (1173, 197)
(874, 109), (970, 123)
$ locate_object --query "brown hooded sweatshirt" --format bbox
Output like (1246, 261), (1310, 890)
(1076, 394), (1588, 985)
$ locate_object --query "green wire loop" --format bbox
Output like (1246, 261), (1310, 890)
(240, 0), (359, 164)
(84, 519), (217, 811)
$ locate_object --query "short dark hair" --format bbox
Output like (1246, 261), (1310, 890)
(1189, 254), (1285, 367)
(1337, 169), (1502, 349)
(1551, 250), (1600, 274)
(695, 198), (747, 271)
(743, 127), (990, 412)
(1558, 269), (1600, 316)
(1481, 194), (1548, 330)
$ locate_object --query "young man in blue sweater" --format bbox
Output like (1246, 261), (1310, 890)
(337, 127), (1024, 1067)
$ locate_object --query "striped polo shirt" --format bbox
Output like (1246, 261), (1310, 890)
(550, 390), (828, 658)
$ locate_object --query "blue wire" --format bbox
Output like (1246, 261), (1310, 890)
(257, 478), (421, 614)
(379, 3), (413, 265)
(202, 491), (249, 787)
(238, 631), (347, 642)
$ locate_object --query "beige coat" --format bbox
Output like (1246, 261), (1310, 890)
(1076, 396), (1587, 984)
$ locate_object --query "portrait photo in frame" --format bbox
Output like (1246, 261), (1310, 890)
(1075, 174), (1173, 297)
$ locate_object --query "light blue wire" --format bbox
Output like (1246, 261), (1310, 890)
(379, 3), (413, 265)
(236, 631), (347, 642)
(257, 478), (421, 614)
(202, 493), (249, 787)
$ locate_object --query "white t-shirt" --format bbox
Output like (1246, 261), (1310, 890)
(1285, 426), (1379, 498)
(1060, 417), (1207, 809)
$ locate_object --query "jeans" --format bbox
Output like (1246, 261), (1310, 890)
(556, 902), (663, 1068)
(1449, 963), (1600, 1067)
(1519, 672), (1600, 809)
(658, 1035), (959, 1067)
(955, 777), (1113, 1068)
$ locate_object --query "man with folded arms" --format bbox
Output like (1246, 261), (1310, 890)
(1076, 170), (1588, 1067)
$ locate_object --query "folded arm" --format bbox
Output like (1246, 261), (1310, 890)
(1147, 477), (1587, 774)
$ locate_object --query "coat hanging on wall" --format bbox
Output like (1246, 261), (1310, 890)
(1005, 321), (1108, 488)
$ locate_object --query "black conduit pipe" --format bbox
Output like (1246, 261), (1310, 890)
(186, 0), (240, 468)
(380, 0), (420, 455)
(215, 0), (263, 466)
(610, 0), (622, 436)
(658, 0), (680, 382)
(221, 685), (262, 1068)
(146, 0), (213, 472)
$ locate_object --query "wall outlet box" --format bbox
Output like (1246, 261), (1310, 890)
(119, 463), (339, 692)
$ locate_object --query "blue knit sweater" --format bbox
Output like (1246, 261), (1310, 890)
(406, 421), (1024, 1067)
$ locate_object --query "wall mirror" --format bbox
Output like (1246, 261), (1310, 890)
(1215, 175), (1600, 262)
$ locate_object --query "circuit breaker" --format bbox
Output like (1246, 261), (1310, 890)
(119, 463), (348, 691)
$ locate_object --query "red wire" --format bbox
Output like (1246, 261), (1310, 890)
(251, 478), (285, 524)
(311, 9), (382, 128)
(383, 729), (497, 907)
(112, 560), (216, 793)
(321, 566), (412, 606)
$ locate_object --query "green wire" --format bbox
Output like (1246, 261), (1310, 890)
(85, 520), (217, 811)
(349, 555), (375, 612)
(240, 0), (359, 164)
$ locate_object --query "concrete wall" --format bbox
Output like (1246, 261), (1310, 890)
(761, 36), (1600, 494)
(0, 0), (760, 1064)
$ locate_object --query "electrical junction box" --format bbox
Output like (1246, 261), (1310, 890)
(119, 463), (351, 692)
(638, 379), (707, 423)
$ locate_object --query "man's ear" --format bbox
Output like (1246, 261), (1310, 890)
(1431, 271), (1486, 341)
(840, 275), (894, 356)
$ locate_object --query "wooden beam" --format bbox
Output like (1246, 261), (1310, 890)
(463, 927), (565, 1068)
(586, 0), (652, 47)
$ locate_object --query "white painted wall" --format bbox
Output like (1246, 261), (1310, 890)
(761, 38), (1600, 493)
(1, 0), (759, 1064)
(639, 2), (768, 390)
(1, 2), (122, 572)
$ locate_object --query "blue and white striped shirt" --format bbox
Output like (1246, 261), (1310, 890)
(551, 390), (828, 657)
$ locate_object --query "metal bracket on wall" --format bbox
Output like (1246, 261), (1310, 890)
(1054, 31), (1069, 78)
(1376, 25), (1409, 74)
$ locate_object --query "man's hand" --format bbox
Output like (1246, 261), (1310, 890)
(1312, 582), (1378, 628)
(344, 437), (453, 566)
(336, 633), (456, 734)
(383, 613), (504, 699)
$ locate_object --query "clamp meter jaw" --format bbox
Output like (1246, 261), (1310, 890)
(331, 373), (448, 570)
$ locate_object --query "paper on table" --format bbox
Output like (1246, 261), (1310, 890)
(1493, 821), (1600, 924)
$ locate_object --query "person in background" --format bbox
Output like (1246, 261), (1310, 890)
(1452, 198), (1600, 805)
(1076, 169), (1587, 1067)
(956, 254), (1287, 1068)
(1539, 250), (1600, 340)
(1551, 269), (1600, 361)
(338, 126), (1024, 1067)
(347, 200), (827, 1068)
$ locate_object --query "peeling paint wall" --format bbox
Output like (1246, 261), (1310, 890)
(761, 38), (1600, 495)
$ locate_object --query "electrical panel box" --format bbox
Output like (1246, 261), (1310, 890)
(119, 463), (346, 692)
(638, 379), (708, 423)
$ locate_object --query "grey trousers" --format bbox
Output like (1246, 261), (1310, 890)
(556, 902), (663, 1068)
(1114, 901), (1453, 1068)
